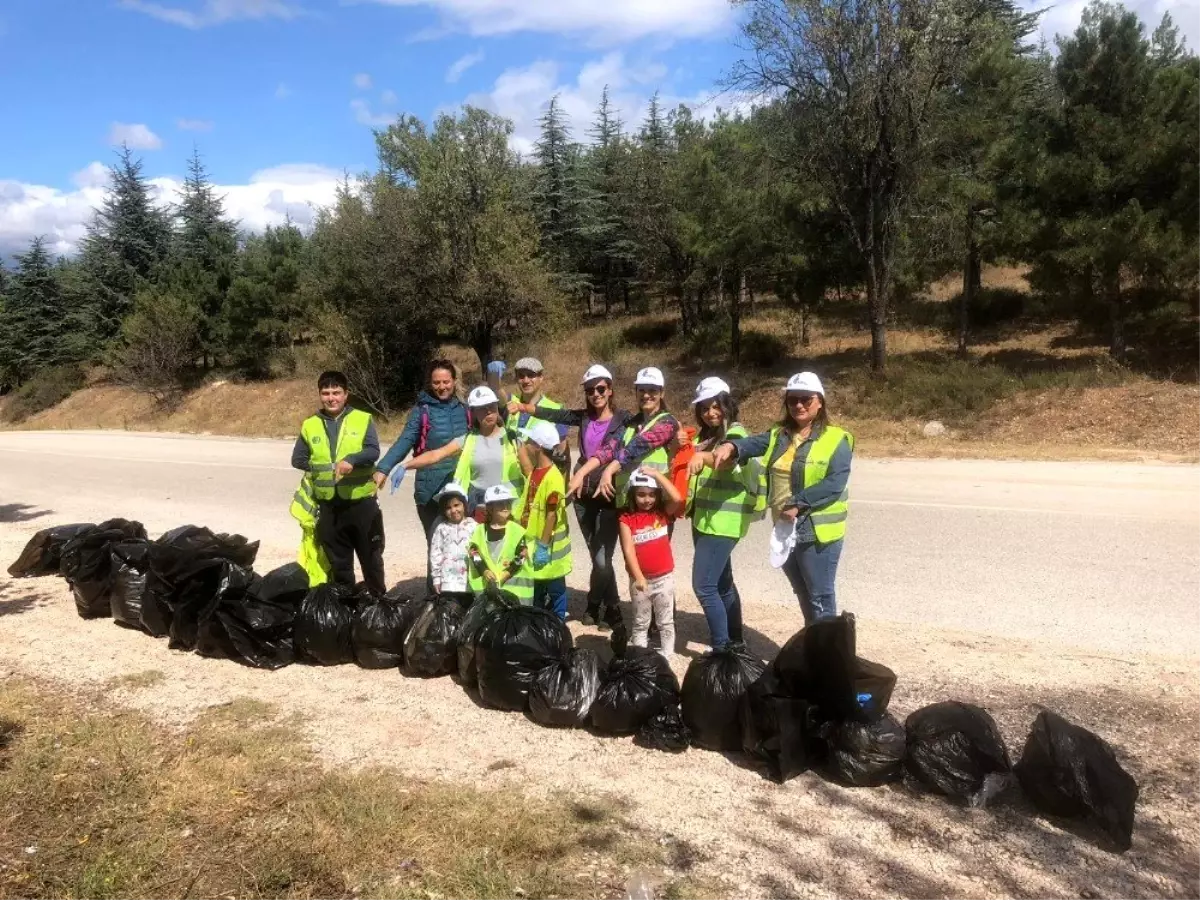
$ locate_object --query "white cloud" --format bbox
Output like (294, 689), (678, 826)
(0, 162), (345, 259)
(446, 49), (485, 83)
(118, 0), (301, 29)
(381, 88), (398, 105)
(275, 81), (292, 99)
(351, 98), (396, 127)
(354, 72), (373, 90)
(1024, 0), (1199, 50)
(177, 118), (215, 131)
(108, 122), (164, 150)
(366, 0), (731, 41)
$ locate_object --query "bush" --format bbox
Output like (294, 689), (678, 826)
(111, 291), (201, 403)
(622, 319), (677, 347)
(1, 364), (85, 423)
(587, 328), (625, 362)
(740, 330), (789, 369)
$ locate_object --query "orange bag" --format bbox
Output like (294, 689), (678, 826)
(670, 427), (698, 515)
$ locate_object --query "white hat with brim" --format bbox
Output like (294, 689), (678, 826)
(468, 385), (500, 408)
(783, 372), (825, 397)
(769, 518), (798, 568)
(634, 367), (665, 389)
(483, 483), (518, 504)
(693, 376), (731, 406)
(435, 481), (468, 503)
(521, 420), (561, 451)
(628, 470), (659, 490)
(581, 364), (614, 385)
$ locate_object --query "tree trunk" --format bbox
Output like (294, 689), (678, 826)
(748, 283), (756, 315)
(731, 270), (745, 365)
(957, 206), (981, 359)
(622, 281), (631, 315)
(865, 258), (889, 374)
(798, 290), (811, 348)
(1106, 267), (1126, 363)
(471, 325), (493, 372)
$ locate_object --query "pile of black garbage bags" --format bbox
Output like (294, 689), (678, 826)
(8, 521), (1138, 852)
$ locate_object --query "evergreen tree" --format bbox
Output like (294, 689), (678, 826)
(532, 95), (588, 295)
(581, 87), (638, 314)
(0, 237), (68, 385)
(224, 223), (307, 377)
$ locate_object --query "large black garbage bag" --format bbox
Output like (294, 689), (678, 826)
(529, 648), (600, 727)
(906, 701), (1012, 804)
(60, 519), (148, 619)
(154, 525), (259, 567)
(454, 595), (504, 686)
(193, 563), (306, 670)
(8, 523), (95, 577)
(1015, 710), (1138, 851)
(681, 644), (766, 751)
(634, 704), (691, 753)
(823, 713), (907, 787)
(476, 604), (572, 711)
(772, 613), (861, 722)
(294, 584), (357, 665)
(354, 592), (423, 669)
(169, 558), (254, 652)
(403, 596), (465, 677)
(739, 668), (820, 783)
(591, 647), (681, 736)
(109, 541), (152, 628)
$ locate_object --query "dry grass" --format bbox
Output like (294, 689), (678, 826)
(0, 677), (698, 900)
(105, 669), (166, 691)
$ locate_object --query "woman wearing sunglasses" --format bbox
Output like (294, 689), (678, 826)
(511, 364), (632, 628)
(711, 372), (854, 625)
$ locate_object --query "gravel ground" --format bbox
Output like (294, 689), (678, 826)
(1, 432), (1198, 898)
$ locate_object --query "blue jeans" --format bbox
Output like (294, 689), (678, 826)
(575, 499), (620, 614)
(781, 539), (843, 625)
(691, 528), (743, 650)
(534, 577), (568, 621)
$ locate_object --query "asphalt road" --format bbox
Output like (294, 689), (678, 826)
(2, 430), (1197, 658)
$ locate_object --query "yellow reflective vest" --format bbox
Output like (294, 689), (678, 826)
(614, 412), (673, 506)
(757, 425), (854, 543)
(688, 423), (761, 540)
(514, 464), (572, 580)
(299, 409), (377, 501)
(452, 430), (524, 499)
(466, 521), (534, 603)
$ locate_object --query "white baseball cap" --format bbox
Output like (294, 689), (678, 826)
(514, 357), (544, 374)
(634, 367), (665, 389)
(783, 372), (825, 397)
(483, 483), (517, 504)
(467, 385), (500, 408)
(693, 376), (731, 405)
(628, 469), (659, 490)
(581, 364), (613, 385)
(521, 420), (561, 451)
(434, 481), (467, 502)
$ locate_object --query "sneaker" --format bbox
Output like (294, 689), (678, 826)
(582, 611), (598, 627)
(596, 620), (613, 632)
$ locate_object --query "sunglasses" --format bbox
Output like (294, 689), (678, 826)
(515, 370), (541, 379)
(787, 394), (820, 407)
(584, 384), (610, 396)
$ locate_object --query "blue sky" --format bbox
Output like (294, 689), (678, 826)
(1, 0), (1194, 258)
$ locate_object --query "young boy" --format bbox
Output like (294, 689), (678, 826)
(428, 482), (476, 607)
(618, 468), (682, 658)
(514, 421), (572, 621)
(466, 483), (534, 604)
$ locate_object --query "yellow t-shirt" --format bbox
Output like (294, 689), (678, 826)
(768, 432), (804, 519)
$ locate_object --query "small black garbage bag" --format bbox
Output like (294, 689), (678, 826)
(476, 604), (572, 711)
(681, 644), (766, 751)
(455, 594), (504, 686)
(8, 523), (96, 577)
(591, 646), (681, 736)
(739, 668), (820, 783)
(1015, 710), (1138, 851)
(853, 657), (897, 720)
(354, 591), (423, 669)
(823, 712), (907, 787)
(403, 596), (465, 677)
(906, 701), (1012, 804)
(294, 583), (357, 665)
(634, 704), (691, 753)
(61, 519), (148, 619)
(529, 648), (600, 728)
(109, 541), (153, 628)
(194, 563), (306, 670)
(772, 613), (861, 722)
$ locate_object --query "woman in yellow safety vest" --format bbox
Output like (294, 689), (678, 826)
(711, 372), (854, 625)
(569, 366), (680, 508)
(684, 377), (759, 650)
(394, 386), (523, 522)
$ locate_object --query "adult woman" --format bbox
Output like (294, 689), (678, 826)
(393, 386), (524, 523)
(685, 377), (759, 650)
(375, 359), (470, 545)
(712, 372), (853, 625)
(514, 364), (631, 628)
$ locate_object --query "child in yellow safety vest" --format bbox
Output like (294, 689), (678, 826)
(515, 421), (573, 621)
(466, 484), (534, 604)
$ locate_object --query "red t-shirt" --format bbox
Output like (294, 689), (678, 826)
(619, 510), (674, 580)
(519, 466), (552, 529)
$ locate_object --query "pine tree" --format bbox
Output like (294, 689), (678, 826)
(224, 223), (307, 377)
(581, 87), (638, 314)
(0, 237), (68, 385)
(532, 95), (588, 294)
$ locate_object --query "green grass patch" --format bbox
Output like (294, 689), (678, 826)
(2, 364), (85, 423)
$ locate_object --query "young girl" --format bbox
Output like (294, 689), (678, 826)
(466, 483), (534, 604)
(618, 467), (683, 658)
(428, 482), (477, 607)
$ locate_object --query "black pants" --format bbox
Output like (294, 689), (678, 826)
(575, 498), (623, 626)
(316, 497), (385, 594)
(416, 498), (441, 593)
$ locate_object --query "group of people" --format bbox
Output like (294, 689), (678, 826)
(290, 358), (854, 658)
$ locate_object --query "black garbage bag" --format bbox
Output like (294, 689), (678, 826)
(739, 668), (820, 783)
(823, 713), (907, 787)
(634, 704), (691, 753)
(140, 525), (260, 638)
(403, 596), (465, 677)
(354, 591), (423, 669)
(193, 563), (306, 670)
(681, 644), (766, 751)
(772, 613), (861, 722)
(1015, 710), (1138, 851)
(8, 523), (95, 577)
(294, 583), (357, 665)
(61, 519), (148, 619)
(169, 558), (255, 652)
(529, 648), (600, 728)
(591, 646), (681, 736)
(109, 541), (153, 628)
(454, 595), (504, 686)
(906, 701), (1012, 804)
(476, 604), (572, 711)
(854, 658), (897, 720)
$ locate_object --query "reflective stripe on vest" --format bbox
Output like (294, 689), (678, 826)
(289, 473), (319, 527)
(514, 465), (573, 579)
(614, 412), (672, 505)
(300, 410), (377, 501)
(452, 431), (524, 498)
(467, 522), (534, 604)
(690, 423), (759, 539)
(506, 395), (563, 435)
(753, 425), (853, 541)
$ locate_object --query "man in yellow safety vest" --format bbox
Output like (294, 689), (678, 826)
(290, 370), (385, 593)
